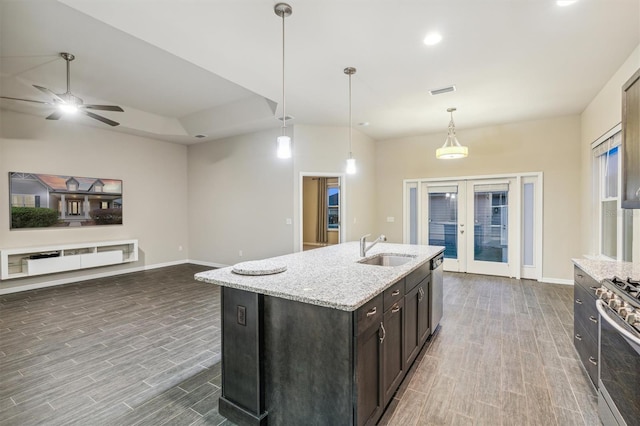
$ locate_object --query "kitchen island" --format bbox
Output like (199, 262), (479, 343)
(195, 242), (444, 426)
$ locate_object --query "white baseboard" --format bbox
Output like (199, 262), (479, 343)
(188, 259), (229, 268)
(0, 259), (199, 295)
(540, 277), (574, 285)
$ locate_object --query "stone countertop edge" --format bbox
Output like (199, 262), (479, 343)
(572, 258), (640, 283)
(195, 242), (445, 312)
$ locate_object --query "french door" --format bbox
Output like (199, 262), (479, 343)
(405, 174), (541, 279)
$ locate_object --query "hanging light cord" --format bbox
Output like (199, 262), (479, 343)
(348, 72), (353, 157)
(281, 11), (286, 135)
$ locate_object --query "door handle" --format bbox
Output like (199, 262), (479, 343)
(379, 322), (386, 344)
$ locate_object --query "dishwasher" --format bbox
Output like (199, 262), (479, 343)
(430, 253), (444, 332)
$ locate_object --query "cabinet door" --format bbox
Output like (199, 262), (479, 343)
(622, 69), (640, 209)
(356, 322), (384, 426)
(418, 281), (430, 346)
(383, 299), (404, 405)
(404, 285), (420, 369)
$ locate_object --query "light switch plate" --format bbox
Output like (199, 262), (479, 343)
(386, 217), (395, 222)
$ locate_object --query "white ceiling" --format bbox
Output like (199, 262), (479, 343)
(1, 0), (639, 144)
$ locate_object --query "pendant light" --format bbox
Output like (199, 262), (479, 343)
(436, 107), (468, 159)
(275, 3), (292, 159)
(344, 67), (357, 174)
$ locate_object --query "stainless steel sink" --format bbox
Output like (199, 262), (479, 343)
(358, 254), (416, 267)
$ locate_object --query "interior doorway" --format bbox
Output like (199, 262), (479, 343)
(300, 174), (344, 251)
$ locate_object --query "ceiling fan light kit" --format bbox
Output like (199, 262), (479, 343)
(0, 52), (124, 126)
(436, 107), (469, 159)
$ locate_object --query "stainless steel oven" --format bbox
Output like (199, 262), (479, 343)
(596, 281), (640, 426)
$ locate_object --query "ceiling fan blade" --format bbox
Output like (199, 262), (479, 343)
(83, 110), (120, 127)
(0, 96), (52, 105)
(81, 104), (124, 112)
(46, 110), (63, 120)
(33, 85), (66, 103)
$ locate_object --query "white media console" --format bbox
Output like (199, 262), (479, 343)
(0, 240), (138, 280)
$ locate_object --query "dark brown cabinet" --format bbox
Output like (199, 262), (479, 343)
(622, 68), (640, 209)
(404, 275), (430, 369)
(573, 266), (599, 389)
(356, 313), (384, 426)
(382, 298), (404, 405)
(355, 263), (433, 426)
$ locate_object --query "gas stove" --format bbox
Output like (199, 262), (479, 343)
(596, 276), (640, 333)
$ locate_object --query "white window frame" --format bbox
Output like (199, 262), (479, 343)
(592, 124), (632, 261)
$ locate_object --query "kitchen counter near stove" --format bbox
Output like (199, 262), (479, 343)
(571, 258), (640, 283)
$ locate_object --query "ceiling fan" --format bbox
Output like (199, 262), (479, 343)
(0, 52), (124, 126)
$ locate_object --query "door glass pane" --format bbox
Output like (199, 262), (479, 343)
(602, 200), (617, 258)
(428, 192), (457, 259)
(523, 183), (534, 266)
(474, 190), (508, 263)
(409, 187), (417, 244)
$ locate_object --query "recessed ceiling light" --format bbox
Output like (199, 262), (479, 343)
(423, 32), (443, 46)
(556, 0), (578, 6)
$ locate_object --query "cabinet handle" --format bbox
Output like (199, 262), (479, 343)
(575, 299), (582, 305)
(392, 304), (400, 313)
(392, 289), (400, 296)
(366, 307), (377, 317)
(418, 287), (424, 302)
(575, 334), (582, 341)
(588, 357), (597, 366)
(590, 286), (598, 291)
(577, 274), (584, 278)
(379, 322), (386, 344)
(589, 316), (598, 323)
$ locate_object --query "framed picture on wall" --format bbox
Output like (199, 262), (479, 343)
(9, 172), (123, 229)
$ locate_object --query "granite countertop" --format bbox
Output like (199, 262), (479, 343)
(572, 258), (640, 283)
(195, 242), (444, 311)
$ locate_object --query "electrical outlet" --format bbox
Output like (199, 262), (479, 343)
(387, 217), (395, 223)
(286, 218), (292, 225)
(178, 245), (183, 252)
(239, 250), (243, 257)
(237, 305), (246, 326)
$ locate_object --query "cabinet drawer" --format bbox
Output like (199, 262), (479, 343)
(574, 266), (599, 296)
(405, 262), (430, 292)
(357, 295), (383, 335)
(574, 284), (599, 340)
(384, 280), (404, 311)
(573, 324), (598, 389)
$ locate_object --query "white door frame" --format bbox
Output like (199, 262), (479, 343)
(299, 172), (347, 252)
(403, 172), (543, 281)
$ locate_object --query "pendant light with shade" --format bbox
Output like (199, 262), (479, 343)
(436, 107), (468, 159)
(344, 67), (357, 174)
(275, 3), (292, 159)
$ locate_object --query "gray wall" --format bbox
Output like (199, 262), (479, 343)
(0, 110), (189, 292)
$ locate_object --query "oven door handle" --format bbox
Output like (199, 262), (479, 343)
(596, 300), (640, 345)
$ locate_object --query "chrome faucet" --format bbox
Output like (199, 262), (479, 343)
(360, 234), (387, 257)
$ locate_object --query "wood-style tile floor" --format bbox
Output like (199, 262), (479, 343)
(382, 273), (600, 426)
(0, 264), (229, 426)
(0, 266), (600, 425)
